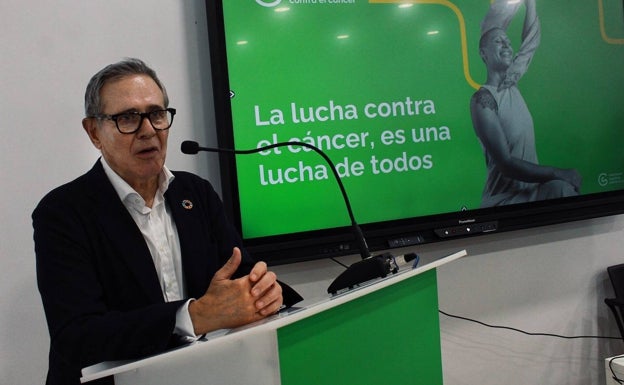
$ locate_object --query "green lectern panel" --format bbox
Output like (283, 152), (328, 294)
(278, 269), (442, 385)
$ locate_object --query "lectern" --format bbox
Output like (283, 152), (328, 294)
(81, 250), (466, 385)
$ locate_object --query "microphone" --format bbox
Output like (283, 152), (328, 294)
(181, 140), (201, 154)
(181, 140), (399, 295)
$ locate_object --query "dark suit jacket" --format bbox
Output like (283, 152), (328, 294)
(33, 160), (291, 385)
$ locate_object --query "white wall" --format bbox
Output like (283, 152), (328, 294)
(1, 1), (216, 383)
(1, 1), (622, 384)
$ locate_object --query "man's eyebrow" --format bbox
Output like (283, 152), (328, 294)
(111, 105), (165, 115)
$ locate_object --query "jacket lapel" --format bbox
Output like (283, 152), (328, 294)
(86, 161), (164, 303)
(165, 178), (215, 299)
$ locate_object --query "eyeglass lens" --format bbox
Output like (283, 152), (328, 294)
(116, 110), (173, 133)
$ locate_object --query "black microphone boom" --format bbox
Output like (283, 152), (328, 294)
(182, 140), (398, 294)
(182, 140), (369, 259)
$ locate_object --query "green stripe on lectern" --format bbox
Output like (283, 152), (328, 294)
(277, 269), (442, 385)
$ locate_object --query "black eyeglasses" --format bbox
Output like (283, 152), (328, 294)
(92, 108), (176, 134)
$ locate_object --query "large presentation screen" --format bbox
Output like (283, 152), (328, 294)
(207, 0), (624, 261)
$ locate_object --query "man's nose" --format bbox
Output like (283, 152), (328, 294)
(136, 114), (156, 137)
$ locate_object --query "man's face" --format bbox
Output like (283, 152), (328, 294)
(83, 74), (168, 189)
(480, 28), (513, 71)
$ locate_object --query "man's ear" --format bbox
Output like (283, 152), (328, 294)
(82, 118), (102, 149)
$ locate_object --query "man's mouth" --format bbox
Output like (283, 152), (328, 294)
(136, 146), (159, 156)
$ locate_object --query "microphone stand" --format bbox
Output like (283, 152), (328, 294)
(181, 140), (398, 295)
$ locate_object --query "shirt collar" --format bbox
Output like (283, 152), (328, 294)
(100, 157), (175, 205)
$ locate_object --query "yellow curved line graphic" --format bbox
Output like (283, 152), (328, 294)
(369, 0), (481, 90)
(598, 0), (624, 44)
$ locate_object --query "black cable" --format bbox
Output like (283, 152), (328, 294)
(330, 257), (350, 269)
(439, 309), (622, 340)
(440, 310), (624, 382)
(609, 355), (624, 384)
(441, 309), (624, 383)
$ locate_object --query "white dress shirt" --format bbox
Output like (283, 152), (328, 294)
(101, 158), (198, 341)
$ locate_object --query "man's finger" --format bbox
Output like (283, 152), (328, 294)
(249, 261), (268, 283)
(213, 247), (242, 281)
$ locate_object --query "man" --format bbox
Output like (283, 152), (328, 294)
(33, 58), (300, 385)
(470, 0), (582, 207)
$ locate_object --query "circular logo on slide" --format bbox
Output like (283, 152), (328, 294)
(255, 0), (282, 7)
(598, 173), (609, 187)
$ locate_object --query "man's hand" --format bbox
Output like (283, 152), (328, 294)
(248, 257), (283, 316)
(188, 247), (283, 335)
